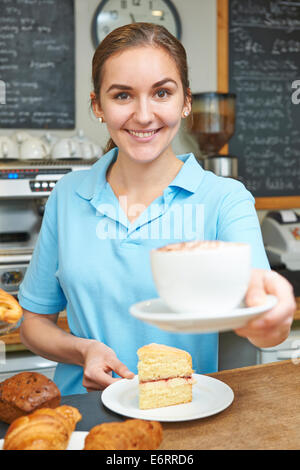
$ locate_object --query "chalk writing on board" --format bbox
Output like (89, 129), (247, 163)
(0, 0), (75, 129)
(291, 80), (300, 103)
(0, 80), (6, 104)
(229, 0), (300, 197)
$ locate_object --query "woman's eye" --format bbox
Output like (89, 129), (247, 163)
(115, 92), (130, 100)
(156, 89), (170, 99)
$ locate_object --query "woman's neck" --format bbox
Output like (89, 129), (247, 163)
(106, 147), (184, 200)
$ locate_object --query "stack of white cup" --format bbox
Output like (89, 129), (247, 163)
(0, 130), (102, 161)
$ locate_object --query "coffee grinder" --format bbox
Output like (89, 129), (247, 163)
(187, 92), (238, 178)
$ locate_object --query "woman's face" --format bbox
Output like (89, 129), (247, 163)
(95, 46), (191, 164)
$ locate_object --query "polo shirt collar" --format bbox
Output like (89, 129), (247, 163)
(169, 152), (204, 194)
(75, 148), (204, 202)
(75, 148), (118, 201)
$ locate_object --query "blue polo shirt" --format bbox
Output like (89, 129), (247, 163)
(18, 149), (269, 395)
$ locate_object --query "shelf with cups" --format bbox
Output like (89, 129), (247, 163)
(0, 130), (102, 161)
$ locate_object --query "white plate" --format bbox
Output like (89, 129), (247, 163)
(101, 374), (234, 422)
(0, 431), (88, 450)
(129, 295), (277, 333)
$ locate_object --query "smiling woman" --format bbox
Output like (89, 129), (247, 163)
(17, 22), (296, 397)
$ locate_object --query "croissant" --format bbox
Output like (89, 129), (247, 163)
(3, 405), (82, 450)
(84, 419), (163, 450)
(0, 289), (23, 324)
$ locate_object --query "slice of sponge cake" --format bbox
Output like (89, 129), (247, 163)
(137, 343), (195, 410)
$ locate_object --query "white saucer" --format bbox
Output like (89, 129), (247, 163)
(101, 374), (234, 422)
(0, 431), (88, 450)
(129, 295), (277, 333)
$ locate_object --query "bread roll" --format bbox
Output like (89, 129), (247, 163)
(0, 372), (61, 424)
(84, 419), (163, 450)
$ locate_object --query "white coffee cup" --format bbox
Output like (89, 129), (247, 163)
(20, 137), (49, 160)
(12, 131), (32, 145)
(42, 132), (59, 150)
(52, 138), (81, 159)
(81, 141), (102, 159)
(150, 240), (251, 314)
(72, 130), (102, 159)
(0, 136), (19, 159)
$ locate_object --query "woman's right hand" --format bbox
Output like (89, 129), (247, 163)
(82, 340), (135, 391)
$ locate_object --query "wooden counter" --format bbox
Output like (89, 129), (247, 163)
(160, 360), (300, 450)
(0, 360), (298, 449)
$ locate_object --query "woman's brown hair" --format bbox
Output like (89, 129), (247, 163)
(91, 22), (191, 154)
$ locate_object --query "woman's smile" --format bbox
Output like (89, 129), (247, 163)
(125, 127), (163, 142)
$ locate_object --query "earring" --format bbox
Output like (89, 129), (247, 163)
(183, 111), (189, 117)
(98, 117), (103, 123)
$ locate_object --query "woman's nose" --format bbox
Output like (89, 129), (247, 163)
(134, 98), (154, 125)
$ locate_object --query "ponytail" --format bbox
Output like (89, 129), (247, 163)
(104, 138), (117, 154)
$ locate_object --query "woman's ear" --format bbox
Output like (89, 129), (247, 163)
(185, 88), (192, 115)
(90, 91), (103, 119)
(182, 88), (192, 119)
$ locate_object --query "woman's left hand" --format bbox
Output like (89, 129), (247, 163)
(234, 269), (297, 348)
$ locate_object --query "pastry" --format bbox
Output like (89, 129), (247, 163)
(0, 371), (61, 424)
(0, 288), (23, 324)
(3, 405), (82, 450)
(84, 419), (163, 450)
(137, 343), (196, 409)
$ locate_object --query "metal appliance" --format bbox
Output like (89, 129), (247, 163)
(257, 329), (300, 365)
(0, 159), (95, 296)
(187, 92), (238, 178)
(0, 350), (57, 382)
(0, 158), (96, 377)
(261, 210), (300, 296)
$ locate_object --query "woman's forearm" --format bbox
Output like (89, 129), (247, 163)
(20, 310), (135, 391)
(20, 311), (93, 367)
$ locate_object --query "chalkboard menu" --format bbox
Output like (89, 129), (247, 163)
(0, 0), (75, 129)
(228, 0), (300, 197)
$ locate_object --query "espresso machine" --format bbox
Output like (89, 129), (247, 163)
(187, 92), (238, 178)
(261, 210), (300, 296)
(0, 159), (93, 298)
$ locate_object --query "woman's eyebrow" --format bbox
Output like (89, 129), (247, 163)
(152, 78), (178, 88)
(106, 78), (178, 93)
(106, 84), (133, 93)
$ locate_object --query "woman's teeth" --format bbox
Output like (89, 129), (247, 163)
(128, 130), (157, 138)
